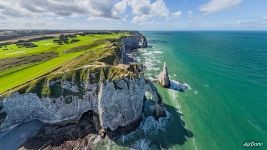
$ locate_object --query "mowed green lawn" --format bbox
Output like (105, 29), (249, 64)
(0, 52), (82, 93)
(0, 33), (127, 94)
(0, 39), (56, 59)
(0, 33), (125, 59)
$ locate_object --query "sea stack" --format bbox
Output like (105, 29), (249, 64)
(158, 62), (170, 88)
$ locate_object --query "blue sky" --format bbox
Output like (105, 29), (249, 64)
(0, 0), (267, 30)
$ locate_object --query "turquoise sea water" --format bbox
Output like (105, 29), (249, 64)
(141, 31), (267, 150)
(99, 31), (267, 150)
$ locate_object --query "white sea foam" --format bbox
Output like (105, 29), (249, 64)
(116, 111), (171, 149)
(137, 48), (163, 72)
(142, 51), (163, 56)
(148, 76), (156, 81)
(145, 91), (153, 100)
(170, 80), (191, 92)
(192, 138), (199, 150)
(131, 139), (151, 150)
(124, 38), (196, 150)
(141, 113), (170, 135)
(167, 90), (183, 114)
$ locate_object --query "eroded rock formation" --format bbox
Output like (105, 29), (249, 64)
(157, 62), (170, 88)
(157, 62), (190, 92)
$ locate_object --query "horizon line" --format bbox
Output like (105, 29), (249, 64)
(1, 29), (267, 32)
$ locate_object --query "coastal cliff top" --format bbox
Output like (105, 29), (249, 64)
(0, 31), (145, 97)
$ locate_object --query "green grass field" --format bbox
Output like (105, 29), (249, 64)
(0, 32), (128, 95)
(0, 33), (125, 59)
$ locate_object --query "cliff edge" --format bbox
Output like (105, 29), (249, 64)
(0, 32), (165, 134)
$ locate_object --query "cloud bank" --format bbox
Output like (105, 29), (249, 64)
(0, 0), (181, 23)
(0, 0), (265, 30)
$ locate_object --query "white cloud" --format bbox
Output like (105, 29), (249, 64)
(112, 0), (128, 18)
(127, 0), (180, 23)
(199, 0), (242, 13)
(0, 0), (119, 19)
(0, 0), (182, 28)
(129, 0), (150, 15)
(172, 11), (182, 18)
(0, 0), (181, 21)
(0, 1), (31, 17)
(235, 17), (267, 29)
(85, 0), (117, 18)
(150, 0), (170, 17)
(236, 19), (252, 25)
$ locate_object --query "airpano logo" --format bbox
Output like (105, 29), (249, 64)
(243, 141), (264, 148)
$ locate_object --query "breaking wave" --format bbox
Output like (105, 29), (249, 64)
(116, 110), (171, 150)
(127, 47), (164, 74)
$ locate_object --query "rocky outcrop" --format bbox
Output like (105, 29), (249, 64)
(156, 63), (190, 92)
(157, 62), (170, 88)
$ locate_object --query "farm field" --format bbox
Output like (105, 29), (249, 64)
(0, 32), (128, 95)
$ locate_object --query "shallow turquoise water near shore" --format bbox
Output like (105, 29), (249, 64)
(104, 31), (267, 150)
(134, 31), (267, 150)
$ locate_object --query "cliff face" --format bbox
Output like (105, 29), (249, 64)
(0, 33), (163, 132)
(1, 75), (153, 131)
(121, 33), (147, 49)
(98, 77), (146, 130)
(120, 32), (147, 64)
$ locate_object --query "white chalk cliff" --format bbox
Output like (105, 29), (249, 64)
(0, 33), (164, 132)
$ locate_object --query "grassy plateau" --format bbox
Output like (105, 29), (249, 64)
(0, 32), (128, 95)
